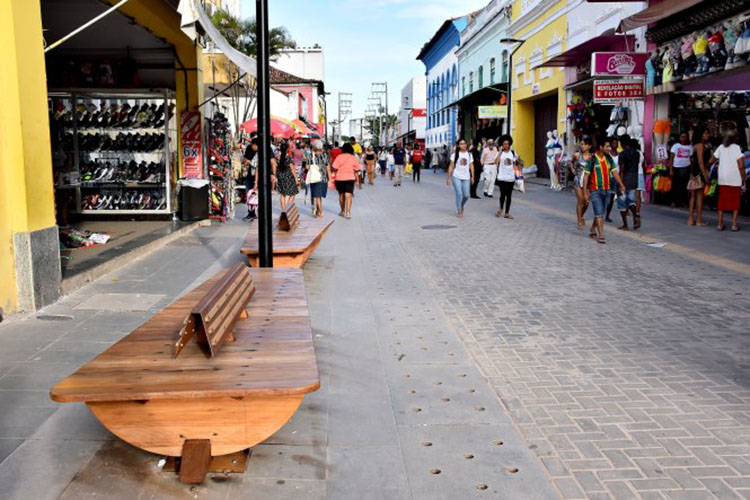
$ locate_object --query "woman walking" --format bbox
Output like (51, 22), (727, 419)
(495, 135), (517, 219)
(331, 142), (360, 219)
(364, 145), (377, 185)
(306, 139), (331, 218)
(275, 141), (300, 212)
(688, 128), (711, 226)
(378, 147), (388, 177)
(571, 138), (592, 229)
(446, 139), (474, 218)
(712, 131), (745, 232)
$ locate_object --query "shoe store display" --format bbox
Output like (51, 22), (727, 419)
(51, 93), (174, 214)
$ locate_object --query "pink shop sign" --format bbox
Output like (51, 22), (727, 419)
(591, 52), (647, 77)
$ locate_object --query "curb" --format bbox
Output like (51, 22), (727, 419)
(60, 220), (203, 296)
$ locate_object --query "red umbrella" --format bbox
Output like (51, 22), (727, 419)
(240, 117), (296, 138)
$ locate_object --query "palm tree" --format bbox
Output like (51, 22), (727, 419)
(209, 9), (297, 135)
(211, 9), (296, 61)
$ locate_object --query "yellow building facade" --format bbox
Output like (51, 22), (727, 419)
(508, 0), (568, 175)
(0, 0), (203, 317)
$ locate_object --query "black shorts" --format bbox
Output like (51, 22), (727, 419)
(335, 180), (355, 194)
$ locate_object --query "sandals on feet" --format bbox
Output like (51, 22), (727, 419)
(598, 236), (606, 244)
(731, 225), (740, 232)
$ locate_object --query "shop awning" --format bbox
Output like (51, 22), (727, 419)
(536, 35), (635, 68)
(442, 83), (508, 112)
(617, 0), (704, 33)
(178, 0), (257, 78)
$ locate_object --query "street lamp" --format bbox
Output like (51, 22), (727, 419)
(500, 37), (526, 137)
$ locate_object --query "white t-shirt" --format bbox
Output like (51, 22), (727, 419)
(452, 151), (472, 180)
(670, 143), (693, 168)
(714, 144), (744, 187)
(497, 150), (517, 182)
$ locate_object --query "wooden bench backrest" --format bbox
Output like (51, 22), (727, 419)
(278, 204), (300, 232)
(174, 262), (255, 357)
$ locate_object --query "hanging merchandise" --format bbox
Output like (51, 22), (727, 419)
(206, 113), (233, 222)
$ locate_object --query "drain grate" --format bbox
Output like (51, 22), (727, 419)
(35, 314), (74, 321)
(421, 224), (457, 230)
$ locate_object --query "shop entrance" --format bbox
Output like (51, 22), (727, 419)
(534, 94), (558, 178)
(41, 0), (193, 283)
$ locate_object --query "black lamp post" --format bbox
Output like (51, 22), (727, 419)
(256, 0), (273, 267)
(500, 38), (526, 137)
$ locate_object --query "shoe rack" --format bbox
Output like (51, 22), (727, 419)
(49, 89), (175, 215)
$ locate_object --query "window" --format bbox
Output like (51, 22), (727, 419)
(462, 77), (466, 97)
(478, 66), (484, 88)
(490, 58), (496, 85)
(469, 72), (474, 93)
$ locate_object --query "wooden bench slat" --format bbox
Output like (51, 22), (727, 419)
(50, 268), (319, 403)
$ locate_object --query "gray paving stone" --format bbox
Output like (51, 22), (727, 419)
(327, 446), (409, 500)
(397, 423), (557, 499)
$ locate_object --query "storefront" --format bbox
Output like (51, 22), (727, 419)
(539, 34), (646, 155)
(506, 0), (568, 179)
(620, 0), (750, 211)
(1, 0), (204, 316)
(454, 84), (509, 144)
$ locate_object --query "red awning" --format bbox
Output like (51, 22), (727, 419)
(618, 0), (704, 33)
(536, 35), (635, 68)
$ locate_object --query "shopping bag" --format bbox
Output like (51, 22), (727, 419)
(246, 189), (258, 209)
(405, 163), (413, 174)
(514, 178), (525, 193)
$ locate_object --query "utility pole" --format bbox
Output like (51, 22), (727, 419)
(372, 82), (390, 146)
(337, 92), (352, 144)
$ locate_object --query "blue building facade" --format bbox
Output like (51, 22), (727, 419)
(417, 16), (468, 155)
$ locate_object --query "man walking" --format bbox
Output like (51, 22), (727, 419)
(480, 139), (500, 197)
(411, 144), (424, 183)
(424, 147), (433, 175)
(616, 135), (640, 230)
(393, 140), (406, 187)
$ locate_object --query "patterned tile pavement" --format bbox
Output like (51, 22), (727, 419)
(359, 174), (750, 499)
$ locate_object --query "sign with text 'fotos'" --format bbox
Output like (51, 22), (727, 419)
(593, 80), (644, 104)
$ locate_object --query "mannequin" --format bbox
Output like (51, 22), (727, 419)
(724, 23), (740, 69)
(708, 29), (727, 72)
(553, 130), (563, 191)
(681, 35), (697, 78)
(654, 117), (671, 162)
(693, 32), (710, 75)
(545, 131), (558, 190)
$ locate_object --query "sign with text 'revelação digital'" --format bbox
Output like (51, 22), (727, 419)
(593, 80), (644, 103)
(478, 106), (508, 119)
(180, 111), (202, 179)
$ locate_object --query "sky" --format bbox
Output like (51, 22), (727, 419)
(239, 0), (488, 122)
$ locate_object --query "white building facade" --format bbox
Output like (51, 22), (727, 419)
(397, 75), (426, 144)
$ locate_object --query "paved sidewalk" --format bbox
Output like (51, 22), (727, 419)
(0, 188), (556, 499)
(372, 173), (750, 499)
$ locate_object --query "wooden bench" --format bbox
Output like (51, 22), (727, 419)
(50, 266), (319, 483)
(277, 203), (300, 232)
(240, 205), (333, 268)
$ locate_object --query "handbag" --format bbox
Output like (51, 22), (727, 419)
(306, 156), (323, 184)
(687, 174), (704, 191)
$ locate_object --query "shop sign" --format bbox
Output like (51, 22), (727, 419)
(412, 108), (426, 118)
(181, 111), (203, 179)
(591, 52), (647, 77)
(477, 105), (508, 119)
(593, 80), (644, 103)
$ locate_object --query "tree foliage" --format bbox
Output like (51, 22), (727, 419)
(210, 9), (297, 61)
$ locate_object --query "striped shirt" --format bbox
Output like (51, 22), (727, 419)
(585, 153), (615, 192)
